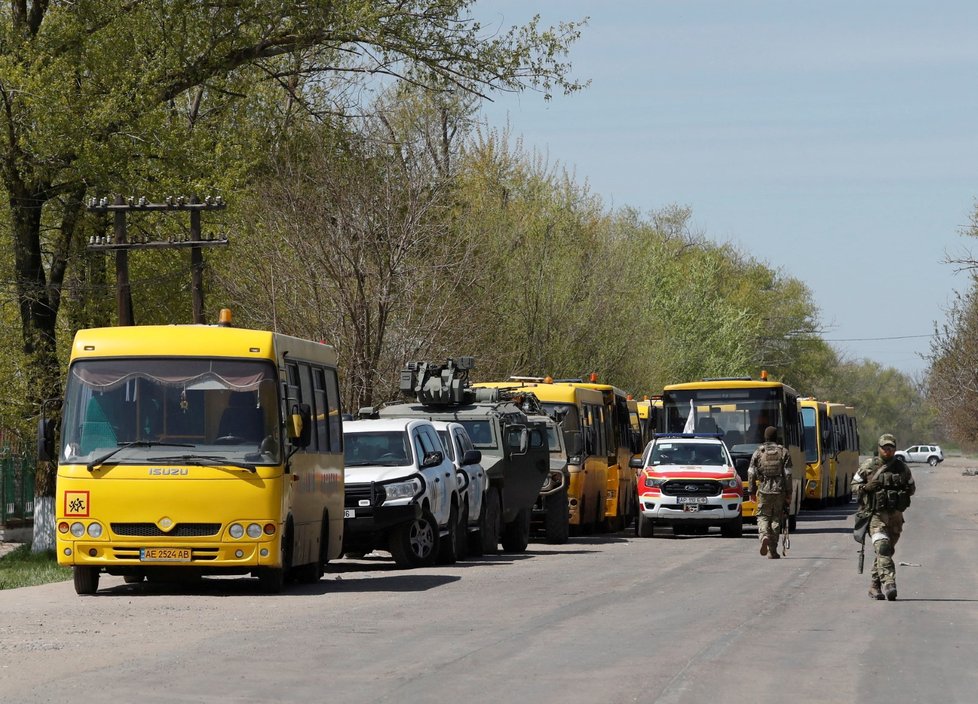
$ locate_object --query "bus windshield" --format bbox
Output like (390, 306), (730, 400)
(800, 407), (819, 463)
(61, 358), (281, 465)
(662, 388), (786, 452)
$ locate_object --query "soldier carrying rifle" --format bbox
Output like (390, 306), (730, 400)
(748, 426), (793, 559)
(852, 434), (915, 601)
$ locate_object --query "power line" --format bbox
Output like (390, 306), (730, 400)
(815, 334), (934, 342)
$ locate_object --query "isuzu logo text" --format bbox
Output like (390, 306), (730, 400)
(148, 468), (189, 476)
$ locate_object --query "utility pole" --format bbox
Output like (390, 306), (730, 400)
(87, 195), (228, 324)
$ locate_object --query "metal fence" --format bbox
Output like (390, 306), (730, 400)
(1, 450), (35, 528)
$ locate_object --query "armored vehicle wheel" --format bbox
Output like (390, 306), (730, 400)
(73, 566), (100, 595)
(473, 486), (502, 555)
(636, 513), (654, 538)
(437, 504), (459, 565)
(543, 488), (570, 544)
(721, 515), (743, 538)
(501, 507), (530, 553)
(390, 511), (439, 568)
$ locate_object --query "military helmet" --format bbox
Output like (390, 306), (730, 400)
(878, 433), (897, 448)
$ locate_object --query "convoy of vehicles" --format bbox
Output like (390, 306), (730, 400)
(342, 418), (462, 567)
(38, 306), (866, 593)
(39, 313), (345, 594)
(630, 434), (743, 538)
(375, 359), (550, 554)
(659, 375), (806, 530)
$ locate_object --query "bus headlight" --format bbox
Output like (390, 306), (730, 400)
(247, 523), (262, 539)
(70, 522), (85, 538)
(229, 523), (244, 539)
(87, 522), (103, 538)
(383, 477), (423, 503)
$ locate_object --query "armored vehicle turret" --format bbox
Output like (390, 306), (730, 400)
(374, 359), (550, 554)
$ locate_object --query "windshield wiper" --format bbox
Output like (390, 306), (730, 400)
(145, 454), (257, 473)
(87, 441), (193, 472)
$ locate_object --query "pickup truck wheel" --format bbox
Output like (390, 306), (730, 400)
(721, 514), (743, 538)
(73, 566), (100, 595)
(390, 511), (439, 568)
(454, 504), (470, 560)
(928, 456), (939, 466)
(472, 486), (502, 556)
(543, 488), (570, 544)
(636, 512), (654, 538)
(501, 507), (530, 553)
(437, 504), (459, 565)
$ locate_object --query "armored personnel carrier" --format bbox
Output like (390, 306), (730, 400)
(373, 358), (550, 554)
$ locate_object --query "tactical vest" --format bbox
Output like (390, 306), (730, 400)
(874, 462), (912, 511)
(755, 443), (787, 494)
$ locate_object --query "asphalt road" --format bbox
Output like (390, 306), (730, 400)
(1, 457), (976, 704)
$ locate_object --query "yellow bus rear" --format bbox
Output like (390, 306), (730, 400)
(45, 319), (344, 594)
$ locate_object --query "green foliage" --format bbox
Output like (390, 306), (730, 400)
(0, 544), (71, 590)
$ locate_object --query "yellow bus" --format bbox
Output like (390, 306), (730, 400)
(660, 375), (805, 528)
(39, 312), (344, 594)
(827, 403), (859, 505)
(800, 398), (831, 508)
(635, 396), (661, 449)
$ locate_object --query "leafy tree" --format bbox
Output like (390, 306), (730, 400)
(0, 0), (585, 548)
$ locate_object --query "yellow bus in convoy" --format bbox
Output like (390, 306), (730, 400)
(799, 398), (831, 508)
(39, 311), (344, 594)
(660, 375), (805, 529)
(827, 403), (859, 504)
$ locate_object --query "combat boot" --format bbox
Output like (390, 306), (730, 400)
(868, 581), (884, 600)
(883, 582), (897, 601)
(768, 549), (780, 559)
(759, 535), (769, 556)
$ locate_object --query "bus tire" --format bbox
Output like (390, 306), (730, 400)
(473, 486), (502, 556)
(390, 511), (439, 568)
(73, 566), (100, 595)
(258, 567), (284, 594)
(636, 512), (654, 538)
(501, 507), (530, 553)
(543, 488), (570, 544)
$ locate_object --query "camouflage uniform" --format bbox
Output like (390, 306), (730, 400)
(748, 441), (792, 558)
(852, 434), (915, 600)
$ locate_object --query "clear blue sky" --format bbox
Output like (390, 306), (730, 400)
(477, 1), (978, 376)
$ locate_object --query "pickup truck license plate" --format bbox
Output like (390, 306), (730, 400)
(140, 547), (190, 562)
(678, 496), (707, 504)
(344, 509), (355, 518)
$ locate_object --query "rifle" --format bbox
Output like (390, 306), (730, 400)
(853, 461), (885, 574)
(780, 502), (791, 554)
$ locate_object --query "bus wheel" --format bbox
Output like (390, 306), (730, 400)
(636, 513), (654, 538)
(73, 566), (100, 595)
(257, 567), (284, 594)
(501, 507), (530, 553)
(544, 488), (570, 545)
(390, 511), (439, 568)
(473, 487), (501, 556)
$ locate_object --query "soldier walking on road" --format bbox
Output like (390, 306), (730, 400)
(852, 433), (915, 601)
(748, 426), (793, 559)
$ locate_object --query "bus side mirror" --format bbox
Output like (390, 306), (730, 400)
(37, 417), (56, 462)
(288, 403), (312, 448)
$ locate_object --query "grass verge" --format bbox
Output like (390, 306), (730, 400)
(0, 544), (72, 590)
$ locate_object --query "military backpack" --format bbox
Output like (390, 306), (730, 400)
(755, 442), (787, 494)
